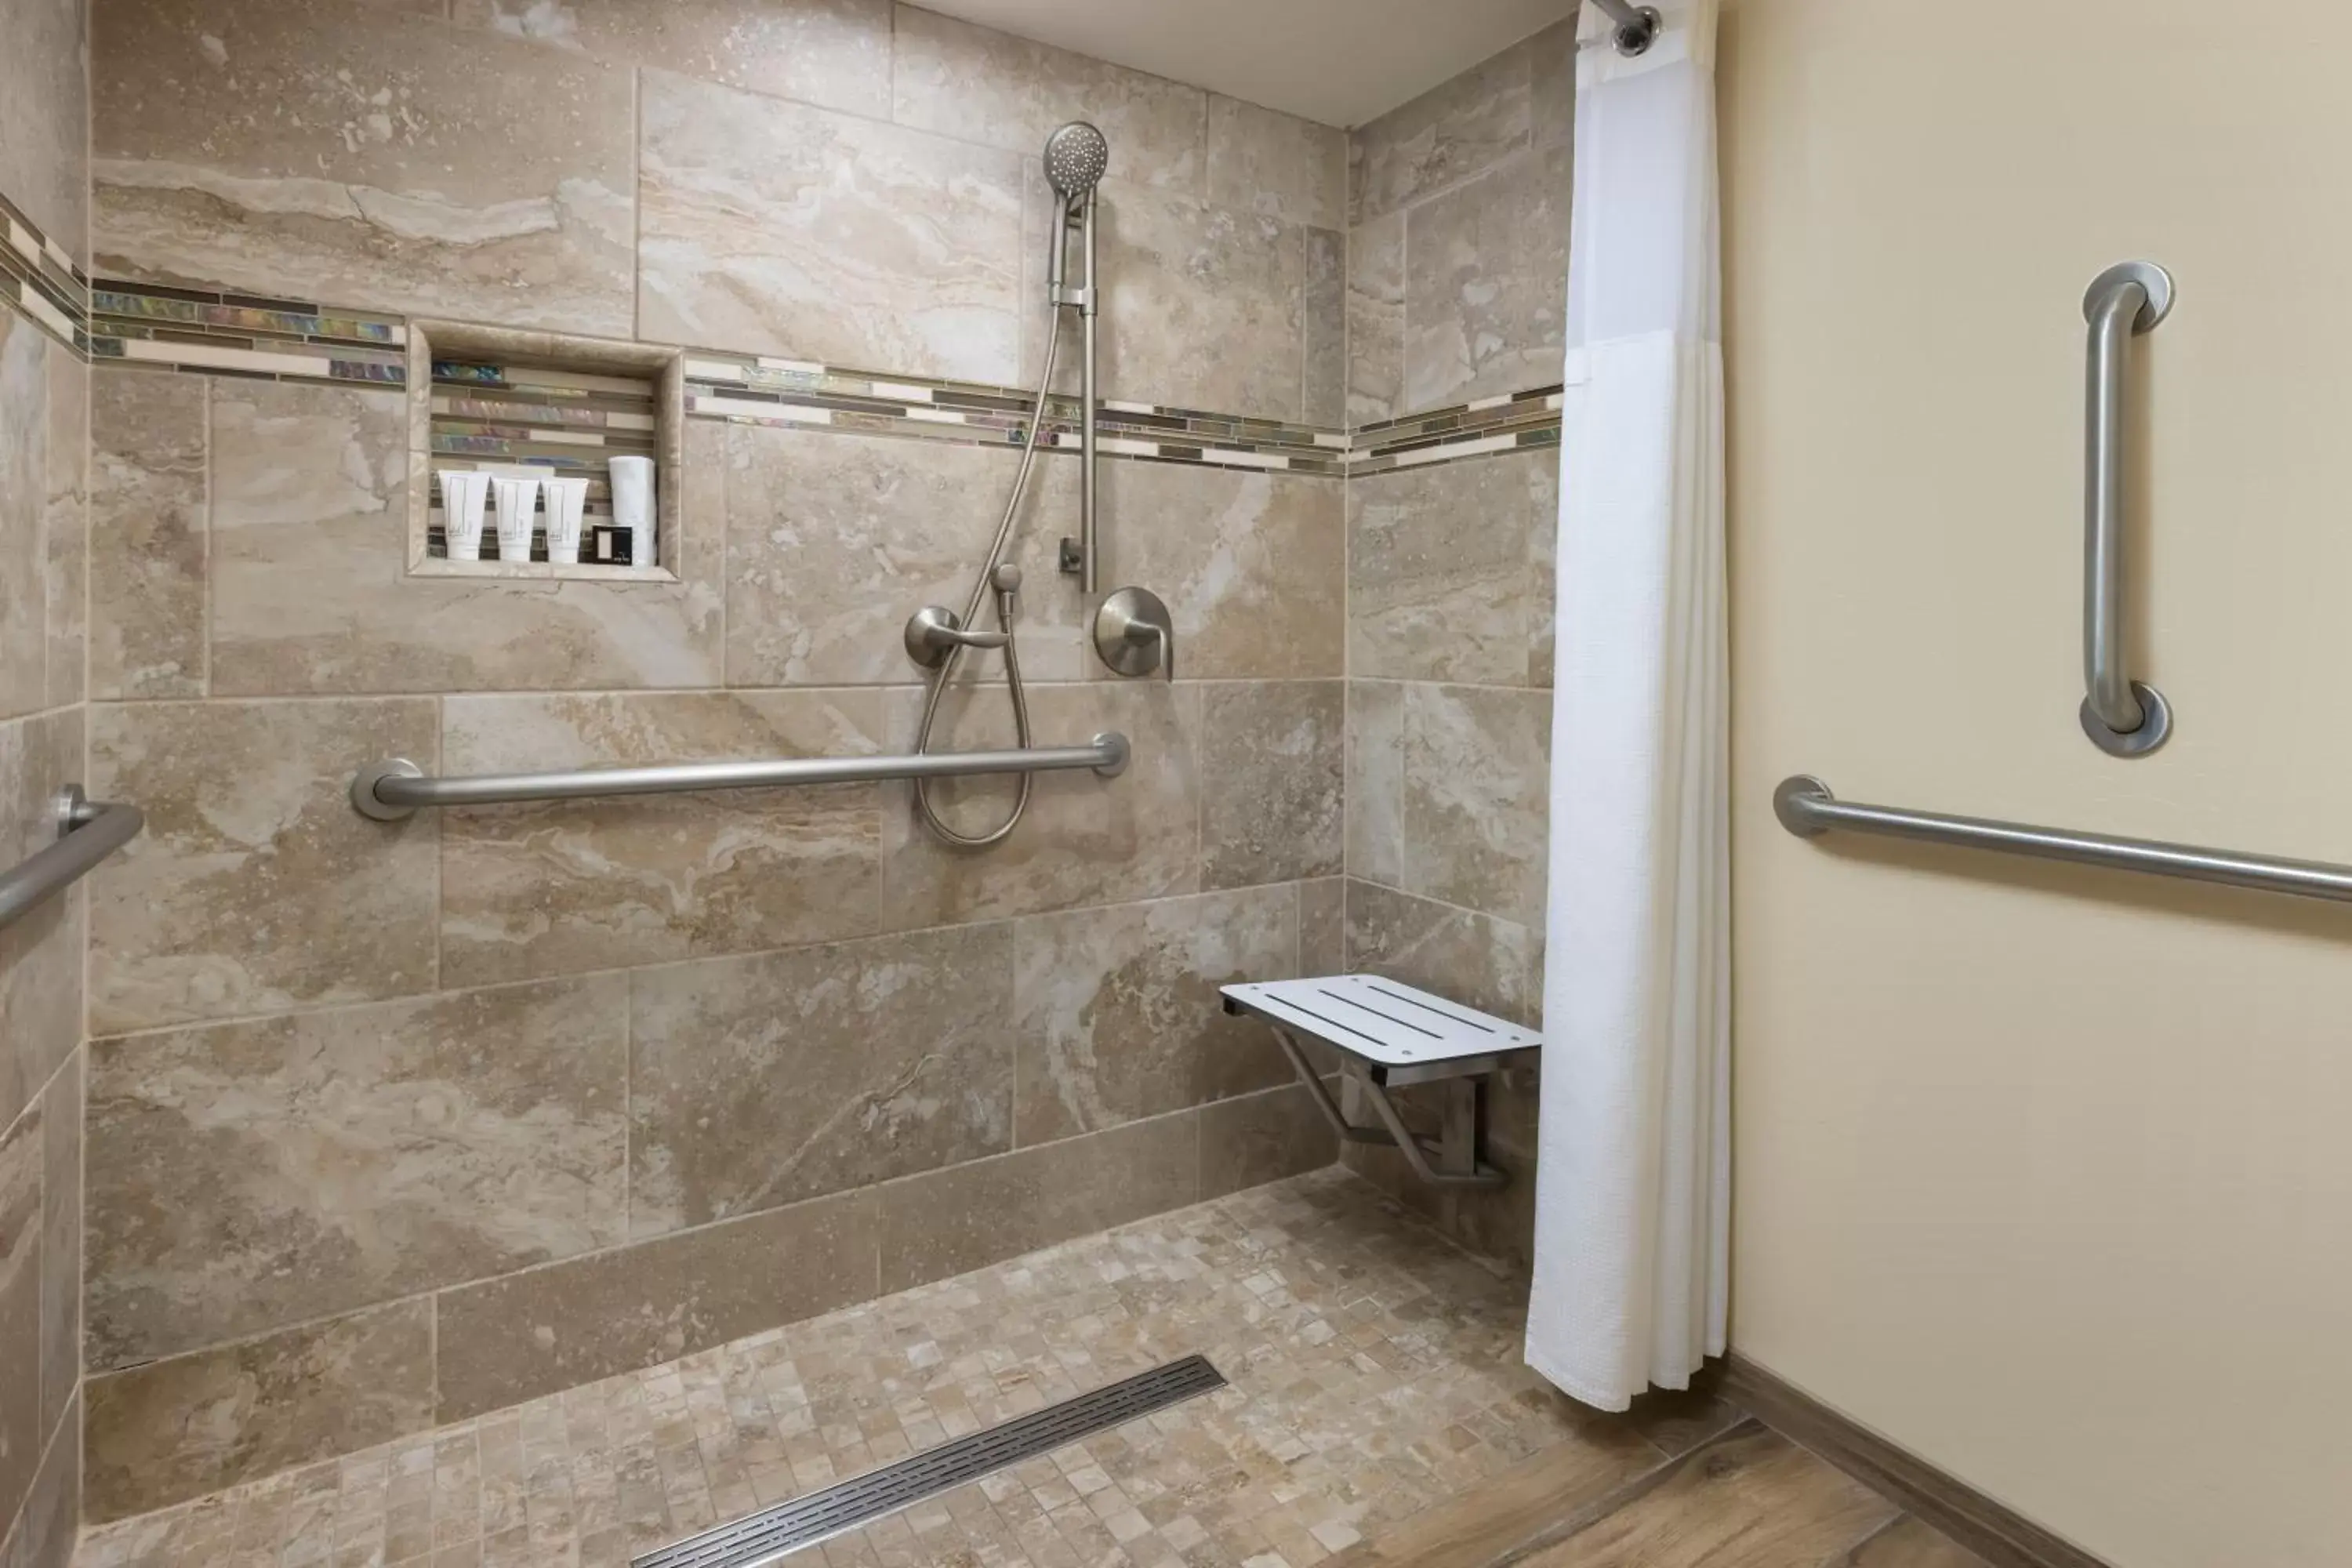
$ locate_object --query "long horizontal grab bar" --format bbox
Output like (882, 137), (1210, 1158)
(351, 732), (1132, 821)
(0, 788), (145, 932)
(1774, 775), (2352, 904)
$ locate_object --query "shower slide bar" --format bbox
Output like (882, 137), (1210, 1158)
(351, 733), (1131, 821)
(1775, 775), (2352, 905)
(0, 787), (144, 933)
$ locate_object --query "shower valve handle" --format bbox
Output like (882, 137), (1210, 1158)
(1092, 586), (1174, 680)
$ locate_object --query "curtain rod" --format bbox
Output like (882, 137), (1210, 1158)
(1587, 0), (1662, 56)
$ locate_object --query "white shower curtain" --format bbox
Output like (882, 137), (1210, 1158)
(1523, 0), (1730, 1411)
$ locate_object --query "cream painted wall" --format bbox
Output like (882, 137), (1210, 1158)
(1721, 3), (2352, 1565)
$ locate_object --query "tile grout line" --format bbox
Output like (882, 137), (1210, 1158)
(84, 1167), (1527, 1559)
(80, 1076), (1313, 1395)
(88, 875), (1337, 1045)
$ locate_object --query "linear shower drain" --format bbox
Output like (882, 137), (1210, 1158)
(631, 1354), (1229, 1568)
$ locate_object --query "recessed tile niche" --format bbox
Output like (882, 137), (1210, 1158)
(407, 320), (687, 582)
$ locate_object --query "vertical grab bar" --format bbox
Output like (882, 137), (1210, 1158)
(2079, 260), (2174, 757)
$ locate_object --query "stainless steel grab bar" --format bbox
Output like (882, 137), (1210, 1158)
(2080, 260), (2174, 757)
(0, 787), (145, 931)
(1774, 775), (2352, 904)
(351, 733), (1132, 821)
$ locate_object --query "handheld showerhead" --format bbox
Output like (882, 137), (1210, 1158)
(1044, 122), (1109, 204)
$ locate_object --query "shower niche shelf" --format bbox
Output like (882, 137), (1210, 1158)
(405, 319), (687, 583)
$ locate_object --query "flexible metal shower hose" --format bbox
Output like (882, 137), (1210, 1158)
(909, 307), (1065, 848)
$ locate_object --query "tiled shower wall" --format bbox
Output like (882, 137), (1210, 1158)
(0, 0), (1584, 1537)
(72, 0), (1357, 1526)
(1340, 30), (1573, 1265)
(0, 0), (91, 1564)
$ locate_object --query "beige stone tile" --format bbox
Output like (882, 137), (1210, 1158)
(84, 1299), (437, 1524)
(92, 0), (634, 334)
(1095, 463), (1342, 681)
(1529, 19), (1577, 153)
(85, 976), (629, 1369)
(0, 1388), (76, 1568)
(1012, 886), (1298, 1143)
(1207, 96), (1346, 229)
(1304, 226), (1346, 428)
(1298, 877), (1345, 976)
(639, 67), (1023, 382)
(89, 368), (207, 701)
(452, 0), (891, 116)
(0, 318), (50, 722)
(1343, 879), (1541, 1029)
(209, 379), (723, 694)
(1348, 448), (1555, 684)
(1402, 143), (1571, 412)
(1346, 211), (1406, 426)
(1529, 460), (1558, 689)
(877, 1111), (1199, 1290)
(1345, 681), (1406, 887)
(85, 697), (441, 1033)
(628, 925), (1014, 1237)
(39, 350), (84, 711)
(67, 1168), (1744, 1566)
(35, 1054), (78, 1446)
(1403, 684), (1551, 927)
(0, 710), (83, 1134)
(1439, 1138), (1541, 1269)
(1483, 1058), (1544, 1165)
(1337, 1129), (1446, 1234)
(890, 4), (1207, 196)
(0, 1091), (42, 1535)
(438, 691), (885, 988)
(433, 1189), (878, 1422)
(1200, 682), (1342, 890)
(880, 681), (1200, 930)
(0, 0), (86, 261)
(722, 424), (1084, 688)
(1348, 37), (1531, 225)
(1199, 1083), (1341, 1200)
(1025, 170), (1309, 422)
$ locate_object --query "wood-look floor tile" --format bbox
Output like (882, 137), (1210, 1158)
(1325, 1421), (1667, 1568)
(1623, 1385), (1748, 1459)
(1835, 1515), (1999, 1567)
(1515, 1426), (1898, 1568)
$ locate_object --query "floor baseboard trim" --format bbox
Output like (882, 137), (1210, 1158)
(1717, 1354), (2114, 1568)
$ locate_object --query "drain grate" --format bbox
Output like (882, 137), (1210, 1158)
(631, 1354), (1229, 1568)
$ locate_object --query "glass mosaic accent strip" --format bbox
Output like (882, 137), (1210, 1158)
(0, 187), (89, 354)
(82, 282), (1571, 479)
(1348, 385), (1567, 472)
(90, 280), (408, 386)
(681, 352), (1351, 477)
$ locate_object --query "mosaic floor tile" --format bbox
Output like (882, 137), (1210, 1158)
(76, 1168), (1654, 1568)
